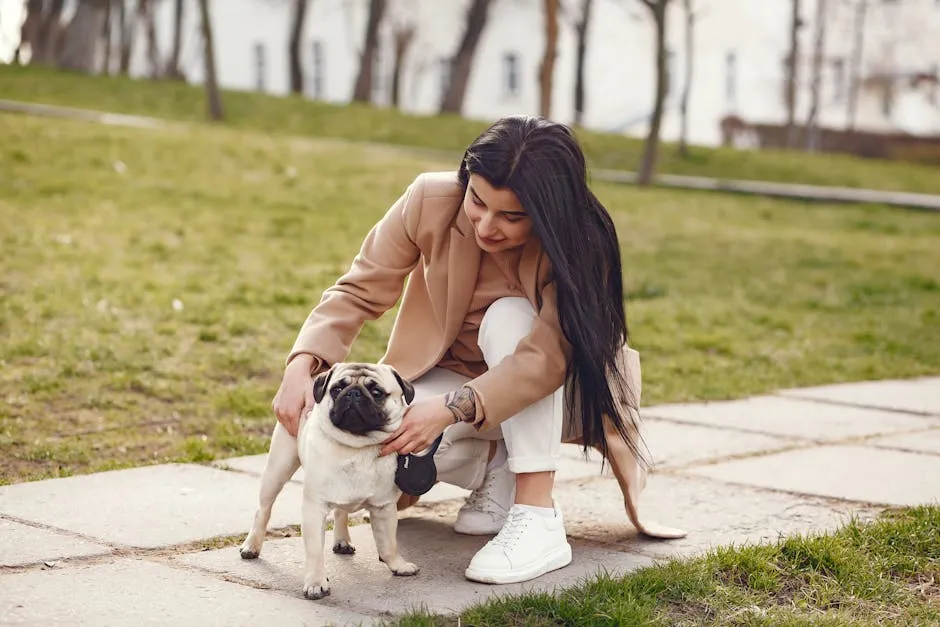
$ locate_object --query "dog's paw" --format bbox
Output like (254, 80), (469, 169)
(238, 542), (260, 560)
(332, 540), (356, 555)
(302, 582), (330, 600)
(392, 562), (420, 577)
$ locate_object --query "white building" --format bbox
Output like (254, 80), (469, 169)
(5, 0), (940, 147)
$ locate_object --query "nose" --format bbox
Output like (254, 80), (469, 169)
(477, 214), (498, 238)
(347, 388), (361, 399)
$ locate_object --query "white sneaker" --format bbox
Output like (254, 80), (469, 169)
(453, 463), (515, 535)
(464, 502), (572, 584)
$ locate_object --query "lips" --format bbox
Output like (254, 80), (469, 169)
(478, 234), (503, 246)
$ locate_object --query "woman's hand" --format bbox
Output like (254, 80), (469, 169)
(272, 355), (315, 437)
(381, 394), (453, 457)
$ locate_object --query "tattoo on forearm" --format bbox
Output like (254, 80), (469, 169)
(444, 386), (482, 428)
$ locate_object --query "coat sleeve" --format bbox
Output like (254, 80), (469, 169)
(286, 176), (426, 372)
(464, 281), (571, 431)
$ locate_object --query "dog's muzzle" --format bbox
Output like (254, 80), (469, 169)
(330, 385), (389, 435)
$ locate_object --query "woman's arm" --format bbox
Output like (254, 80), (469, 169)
(286, 175), (426, 372)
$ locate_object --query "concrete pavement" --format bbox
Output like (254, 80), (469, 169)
(1, 376), (938, 626)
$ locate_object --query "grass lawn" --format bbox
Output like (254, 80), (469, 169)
(1, 112), (939, 485)
(3, 64), (940, 195)
(396, 506), (940, 626)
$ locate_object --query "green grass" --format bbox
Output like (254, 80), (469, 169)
(395, 506), (940, 626)
(3, 64), (940, 194)
(1, 111), (939, 485)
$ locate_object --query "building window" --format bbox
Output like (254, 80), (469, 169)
(832, 58), (845, 102)
(503, 52), (519, 97)
(311, 41), (324, 99)
(882, 81), (894, 118)
(439, 57), (451, 99)
(254, 42), (266, 92)
(725, 50), (737, 110)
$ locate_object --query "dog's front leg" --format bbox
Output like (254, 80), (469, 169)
(240, 422), (301, 559)
(368, 502), (419, 576)
(301, 491), (331, 600)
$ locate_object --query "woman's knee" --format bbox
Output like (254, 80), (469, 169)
(478, 297), (536, 365)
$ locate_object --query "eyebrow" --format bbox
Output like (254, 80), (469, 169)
(470, 185), (527, 217)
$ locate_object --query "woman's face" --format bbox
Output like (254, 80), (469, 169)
(463, 174), (533, 253)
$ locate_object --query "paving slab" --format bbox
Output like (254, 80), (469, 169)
(641, 420), (794, 469)
(779, 377), (940, 416)
(643, 395), (931, 441)
(178, 517), (653, 616)
(864, 428), (940, 456)
(0, 464), (304, 549)
(0, 558), (370, 626)
(688, 445), (940, 507)
(0, 518), (111, 567)
(412, 473), (881, 563)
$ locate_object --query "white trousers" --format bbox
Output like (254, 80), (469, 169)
(413, 297), (565, 491)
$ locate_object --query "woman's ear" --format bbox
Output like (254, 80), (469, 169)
(312, 366), (336, 404)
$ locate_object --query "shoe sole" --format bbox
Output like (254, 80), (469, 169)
(464, 542), (573, 584)
(453, 521), (503, 536)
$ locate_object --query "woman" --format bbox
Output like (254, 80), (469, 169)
(273, 115), (680, 586)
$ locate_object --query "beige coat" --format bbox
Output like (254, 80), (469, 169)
(288, 171), (685, 538)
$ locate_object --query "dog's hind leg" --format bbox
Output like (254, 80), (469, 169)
(240, 422), (301, 559)
(368, 502), (419, 576)
(331, 508), (355, 555)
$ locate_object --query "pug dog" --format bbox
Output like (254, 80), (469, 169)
(239, 362), (420, 600)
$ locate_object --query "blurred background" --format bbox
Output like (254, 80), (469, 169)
(2, 0), (939, 167)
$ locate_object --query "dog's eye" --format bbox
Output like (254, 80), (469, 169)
(370, 388), (385, 400)
(330, 386), (342, 399)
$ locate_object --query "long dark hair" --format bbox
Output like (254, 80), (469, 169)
(458, 115), (648, 467)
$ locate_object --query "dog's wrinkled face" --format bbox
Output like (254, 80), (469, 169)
(312, 363), (415, 436)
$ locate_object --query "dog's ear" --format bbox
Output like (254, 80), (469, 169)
(391, 368), (415, 405)
(312, 366), (336, 404)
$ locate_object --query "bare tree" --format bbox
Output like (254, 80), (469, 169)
(197, 0), (224, 120)
(289, 0), (310, 94)
(99, 0), (113, 74)
(166, 0), (186, 79)
(677, 0), (695, 156)
(139, 0), (162, 78)
(18, 0), (67, 65)
(118, 0), (135, 74)
(784, 0), (801, 147)
(572, 0), (594, 126)
(352, 0), (387, 103)
(637, 0), (671, 186)
(538, 0), (559, 118)
(57, 0), (108, 72)
(390, 22), (415, 108)
(804, 0), (827, 151)
(845, 0), (868, 132)
(440, 0), (492, 114)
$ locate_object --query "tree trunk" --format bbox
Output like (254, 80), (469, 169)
(804, 0), (827, 152)
(391, 24), (415, 108)
(288, 0), (309, 94)
(118, 0), (134, 74)
(57, 0), (108, 73)
(100, 0), (113, 74)
(846, 0), (867, 133)
(538, 0), (559, 118)
(139, 0), (161, 78)
(352, 0), (387, 103)
(677, 0), (694, 156)
(573, 0), (593, 127)
(16, 0), (44, 64)
(439, 0), (492, 114)
(637, 0), (669, 186)
(166, 0), (185, 79)
(785, 0), (801, 148)
(34, 0), (66, 64)
(198, 0), (224, 120)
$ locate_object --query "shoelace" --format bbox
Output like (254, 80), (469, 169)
(489, 508), (531, 548)
(463, 471), (502, 512)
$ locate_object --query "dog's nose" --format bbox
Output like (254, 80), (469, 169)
(347, 388), (362, 399)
